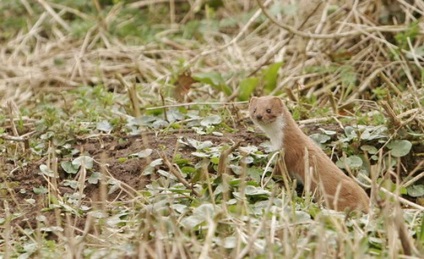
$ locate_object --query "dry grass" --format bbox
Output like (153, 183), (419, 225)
(1, 1), (422, 104)
(1, 0), (424, 258)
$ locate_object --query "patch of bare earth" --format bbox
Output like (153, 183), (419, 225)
(3, 119), (423, 235)
(2, 126), (261, 233)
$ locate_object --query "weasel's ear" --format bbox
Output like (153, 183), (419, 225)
(271, 97), (283, 106)
(249, 97), (258, 105)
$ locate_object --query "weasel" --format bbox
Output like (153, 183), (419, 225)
(249, 96), (370, 212)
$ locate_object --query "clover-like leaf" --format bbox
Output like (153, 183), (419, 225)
(360, 145), (378, 155)
(406, 184), (424, 197)
(336, 155), (363, 169)
(33, 186), (48, 194)
(130, 149), (153, 158)
(194, 203), (216, 217)
(39, 164), (55, 177)
(88, 172), (101, 184)
(180, 203), (218, 229)
(63, 180), (78, 189)
(192, 151), (210, 158)
(72, 156), (94, 169)
(319, 128), (337, 135)
(180, 215), (205, 229)
(61, 161), (79, 174)
(186, 138), (213, 150)
(200, 115), (222, 127)
(309, 133), (331, 144)
(387, 140), (412, 157)
(360, 126), (388, 140)
(294, 211), (312, 224)
(96, 120), (113, 132)
(167, 109), (184, 123)
(344, 126), (357, 140)
(244, 185), (271, 196)
(143, 158), (163, 175)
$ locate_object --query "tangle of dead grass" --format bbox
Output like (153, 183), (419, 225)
(1, 0), (423, 109)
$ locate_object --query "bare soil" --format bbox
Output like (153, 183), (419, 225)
(2, 122), (422, 236)
(1, 126), (261, 235)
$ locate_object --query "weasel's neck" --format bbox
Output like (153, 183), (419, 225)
(257, 116), (285, 150)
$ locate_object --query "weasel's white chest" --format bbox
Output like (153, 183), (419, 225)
(255, 117), (285, 151)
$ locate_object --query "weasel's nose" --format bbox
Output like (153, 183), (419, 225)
(256, 115), (262, 120)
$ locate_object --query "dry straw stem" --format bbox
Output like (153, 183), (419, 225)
(217, 141), (241, 176)
(393, 205), (420, 256)
(380, 100), (402, 127)
(2, 0), (424, 108)
(235, 194), (275, 259)
(256, 0), (408, 39)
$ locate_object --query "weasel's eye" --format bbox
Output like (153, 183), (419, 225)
(266, 109), (271, 114)
(253, 108), (256, 113)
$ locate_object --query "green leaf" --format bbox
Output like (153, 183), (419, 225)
(143, 158), (163, 175)
(336, 155), (363, 169)
(192, 151), (210, 158)
(181, 166), (196, 174)
(63, 179), (78, 189)
(309, 133), (331, 144)
(360, 145), (378, 155)
(419, 213), (424, 244)
(61, 161), (79, 174)
(96, 120), (113, 132)
(395, 21), (419, 49)
(200, 115), (222, 127)
(262, 62), (283, 92)
(33, 186), (48, 194)
(172, 154), (190, 165)
(294, 211), (312, 224)
(193, 72), (224, 86)
(360, 126), (388, 140)
(180, 203), (218, 229)
(238, 77), (259, 101)
(130, 149), (153, 158)
(192, 72), (232, 95)
(186, 138), (213, 150)
(72, 156), (94, 169)
(88, 172), (101, 184)
(194, 203), (216, 217)
(39, 164), (55, 177)
(344, 126), (357, 140)
(387, 140), (412, 157)
(180, 215), (205, 229)
(406, 184), (424, 197)
(319, 128), (337, 135)
(243, 185), (271, 196)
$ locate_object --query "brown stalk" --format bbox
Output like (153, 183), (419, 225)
(380, 100), (402, 128)
(394, 204), (419, 256)
(99, 152), (108, 212)
(248, 0), (323, 77)
(117, 74), (141, 118)
(217, 141), (241, 176)
(256, 0), (406, 39)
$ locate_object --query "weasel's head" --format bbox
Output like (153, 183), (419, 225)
(249, 96), (285, 126)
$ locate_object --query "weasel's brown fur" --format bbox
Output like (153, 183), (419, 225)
(249, 96), (369, 212)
